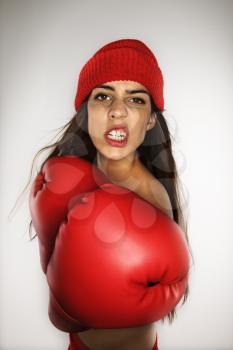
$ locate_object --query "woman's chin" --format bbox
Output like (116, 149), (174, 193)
(100, 153), (127, 161)
(97, 146), (131, 161)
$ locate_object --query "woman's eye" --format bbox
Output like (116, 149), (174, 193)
(94, 93), (109, 101)
(130, 97), (145, 104)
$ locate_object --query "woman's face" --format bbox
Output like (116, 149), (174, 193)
(87, 80), (156, 161)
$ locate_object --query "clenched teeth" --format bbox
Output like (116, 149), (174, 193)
(108, 130), (127, 136)
(107, 134), (126, 140)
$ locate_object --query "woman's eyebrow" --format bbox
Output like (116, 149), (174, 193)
(95, 84), (150, 96)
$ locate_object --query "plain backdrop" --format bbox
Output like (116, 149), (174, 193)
(1, 0), (233, 349)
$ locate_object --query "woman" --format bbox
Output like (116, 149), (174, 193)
(70, 80), (169, 350)
(18, 38), (192, 349)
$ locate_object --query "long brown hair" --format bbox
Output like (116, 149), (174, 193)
(9, 92), (194, 325)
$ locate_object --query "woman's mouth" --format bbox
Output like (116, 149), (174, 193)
(104, 126), (129, 147)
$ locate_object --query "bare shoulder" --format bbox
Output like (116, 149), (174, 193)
(145, 174), (174, 220)
(111, 158), (174, 220)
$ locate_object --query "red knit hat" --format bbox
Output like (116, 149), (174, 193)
(74, 38), (164, 111)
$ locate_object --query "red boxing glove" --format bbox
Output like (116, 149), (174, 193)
(46, 182), (190, 329)
(29, 155), (108, 332)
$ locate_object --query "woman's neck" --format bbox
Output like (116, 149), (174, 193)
(96, 152), (173, 220)
(96, 152), (145, 190)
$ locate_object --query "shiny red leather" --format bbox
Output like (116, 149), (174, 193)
(29, 155), (190, 332)
(29, 155), (108, 331)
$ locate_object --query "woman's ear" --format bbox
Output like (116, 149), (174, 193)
(146, 113), (157, 131)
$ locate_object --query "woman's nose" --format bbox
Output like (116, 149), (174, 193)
(108, 99), (127, 119)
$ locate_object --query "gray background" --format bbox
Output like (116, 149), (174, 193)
(1, 0), (233, 349)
